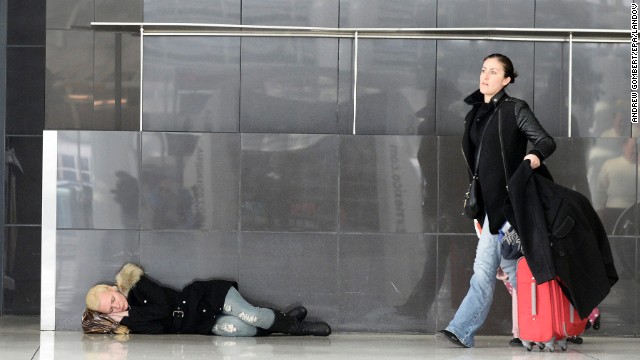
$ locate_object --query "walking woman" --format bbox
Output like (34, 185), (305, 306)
(439, 54), (556, 348)
(82, 263), (331, 337)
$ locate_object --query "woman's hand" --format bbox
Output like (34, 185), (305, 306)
(109, 310), (129, 323)
(524, 154), (541, 169)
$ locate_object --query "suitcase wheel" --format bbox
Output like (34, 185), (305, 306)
(544, 340), (555, 352)
(557, 339), (568, 351)
(522, 340), (532, 351)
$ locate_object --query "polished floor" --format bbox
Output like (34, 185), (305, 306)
(1, 316), (638, 360)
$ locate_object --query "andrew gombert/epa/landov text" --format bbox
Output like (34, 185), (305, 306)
(632, 3), (638, 124)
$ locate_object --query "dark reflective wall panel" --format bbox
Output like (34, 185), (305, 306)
(57, 132), (140, 229)
(354, 40), (436, 135)
(437, 0), (534, 28)
(535, 0), (631, 29)
(533, 42), (568, 137)
(5, 137), (43, 225)
(6, 47), (45, 135)
(7, 0), (45, 45)
(435, 41), (534, 135)
(3, 227), (41, 315)
(96, 0), (143, 23)
(240, 37), (339, 133)
(572, 43), (631, 138)
(46, 0), (93, 30)
(94, 32), (140, 131)
(339, 0), (437, 28)
(338, 233), (438, 332)
(55, 230), (139, 330)
(239, 232), (338, 323)
(140, 133), (240, 231)
(242, 0), (339, 27)
(143, 36), (240, 132)
(436, 234), (513, 335)
(45, 30), (94, 130)
(144, 0), (240, 23)
(438, 136), (471, 233)
(140, 231), (239, 289)
(597, 237), (637, 335)
(241, 134), (339, 232)
(340, 136), (436, 233)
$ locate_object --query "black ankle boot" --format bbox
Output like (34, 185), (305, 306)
(286, 306), (307, 321)
(267, 310), (331, 336)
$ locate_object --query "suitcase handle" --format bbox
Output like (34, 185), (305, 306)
(531, 282), (537, 316)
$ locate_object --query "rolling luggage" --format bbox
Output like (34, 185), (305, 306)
(516, 257), (588, 351)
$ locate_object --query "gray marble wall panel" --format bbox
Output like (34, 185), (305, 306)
(238, 232), (339, 325)
(140, 132), (240, 231)
(240, 37), (338, 133)
(139, 231), (239, 290)
(55, 230), (139, 330)
(435, 41), (534, 135)
(338, 233), (438, 332)
(143, 0), (240, 23)
(242, 0), (339, 27)
(143, 36), (240, 132)
(57, 131), (140, 229)
(535, 0), (632, 29)
(241, 134), (339, 232)
(45, 30), (94, 130)
(339, 135), (436, 233)
(339, 0), (437, 28)
(354, 39), (436, 135)
(437, 0), (534, 28)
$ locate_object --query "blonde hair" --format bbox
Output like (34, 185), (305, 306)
(85, 284), (113, 312)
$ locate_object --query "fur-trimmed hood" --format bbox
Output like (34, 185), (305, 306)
(115, 263), (144, 297)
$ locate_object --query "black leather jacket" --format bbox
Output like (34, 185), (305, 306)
(462, 89), (556, 233)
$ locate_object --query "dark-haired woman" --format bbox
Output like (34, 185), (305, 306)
(438, 54), (556, 348)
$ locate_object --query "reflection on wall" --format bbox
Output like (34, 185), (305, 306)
(241, 134), (338, 232)
(56, 132), (140, 229)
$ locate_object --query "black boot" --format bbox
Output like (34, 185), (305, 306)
(286, 306), (307, 321)
(267, 310), (331, 336)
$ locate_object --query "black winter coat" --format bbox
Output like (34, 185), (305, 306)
(462, 89), (556, 233)
(116, 263), (237, 334)
(504, 162), (618, 319)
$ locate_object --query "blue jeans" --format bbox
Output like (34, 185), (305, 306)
(211, 287), (276, 337)
(445, 215), (517, 347)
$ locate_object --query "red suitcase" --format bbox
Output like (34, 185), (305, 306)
(516, 257), (588, 351)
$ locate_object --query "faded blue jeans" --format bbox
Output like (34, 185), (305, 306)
(212, 287), (276, 337)
(445, 215), (517, 347)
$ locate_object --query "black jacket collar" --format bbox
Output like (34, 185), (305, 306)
(464, 88), (508, 107)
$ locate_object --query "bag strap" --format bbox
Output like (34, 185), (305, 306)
(473, 102), (505, 177)
(498, 109), (509, 191)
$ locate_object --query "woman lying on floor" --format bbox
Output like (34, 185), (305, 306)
(81, 263), (331, 337)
